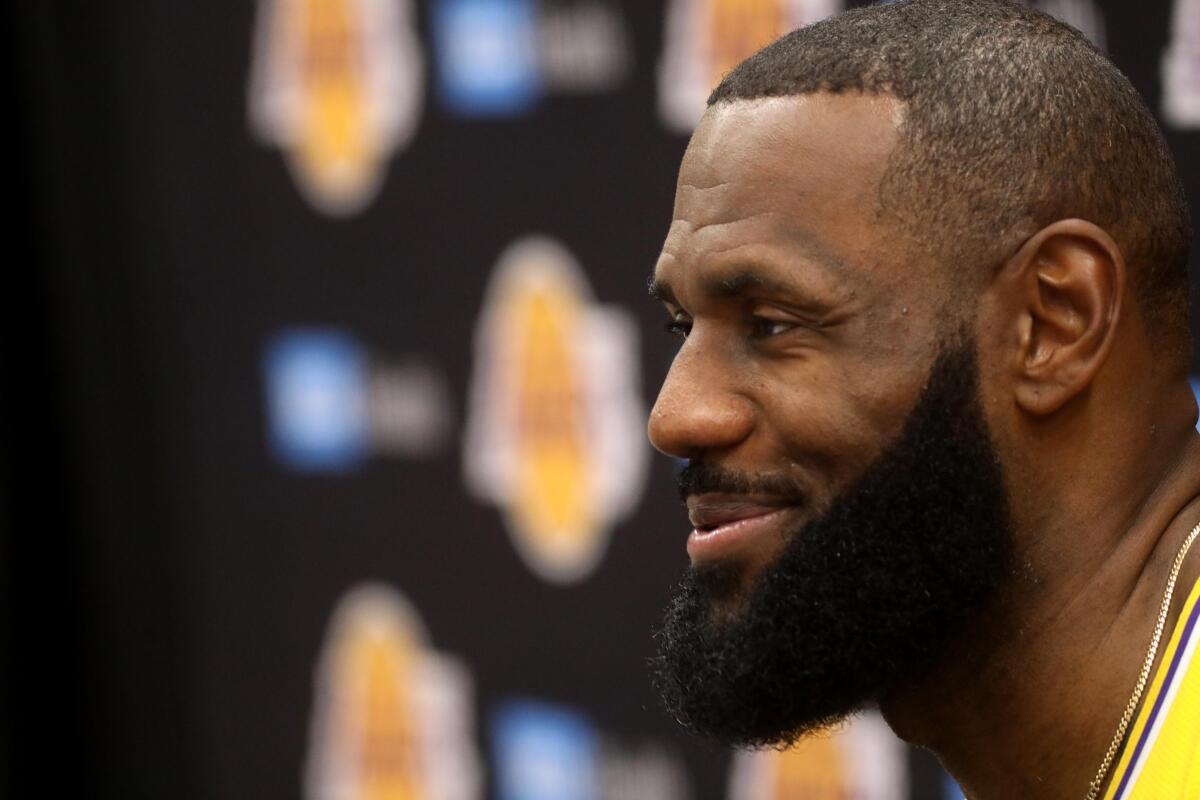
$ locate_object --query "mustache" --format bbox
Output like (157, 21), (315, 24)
(676, 461), (806, 504)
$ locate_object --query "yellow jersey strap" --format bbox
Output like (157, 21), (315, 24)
(1102, 575), (1200, 800)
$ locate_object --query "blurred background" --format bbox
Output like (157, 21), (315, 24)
(7, 1), (1198, 798)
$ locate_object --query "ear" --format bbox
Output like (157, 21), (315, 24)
(1007, 219), (1125, 416)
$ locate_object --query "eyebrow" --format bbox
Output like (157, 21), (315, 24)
(647, 275), (676, 304)
(712, 272), (775, 297)
(647, 270), (826, 309)
(647, 228), (855, 311)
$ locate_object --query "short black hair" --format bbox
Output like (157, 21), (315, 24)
(709, 0), (1192, 356)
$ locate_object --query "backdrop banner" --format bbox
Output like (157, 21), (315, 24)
(14, 1), (1199, 799)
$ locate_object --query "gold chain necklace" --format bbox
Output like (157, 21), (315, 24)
(1085, 519), (1200, 800)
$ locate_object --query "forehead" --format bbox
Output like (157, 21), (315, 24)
(659, 93), (906, 290)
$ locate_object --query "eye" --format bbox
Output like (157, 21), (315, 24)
(664, 314), (692, 339)
(747, 312), (799, 339)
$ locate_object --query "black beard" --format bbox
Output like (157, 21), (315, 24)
(651, 341), (1014, 748)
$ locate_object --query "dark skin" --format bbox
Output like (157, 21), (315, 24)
(647, 92), (1200, 799)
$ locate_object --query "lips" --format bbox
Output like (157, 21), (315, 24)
(685, 493), (802, 564)
(687, 494), (795, 529)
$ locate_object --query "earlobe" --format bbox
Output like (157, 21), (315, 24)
(1011, 220), (1124, 417)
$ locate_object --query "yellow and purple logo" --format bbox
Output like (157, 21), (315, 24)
(249, 0), (424, 215)
(727, 712), (907, 800)
(305, 584), (480, 800)
(463, 236), (647, 584)
(657, 0), (842, 133)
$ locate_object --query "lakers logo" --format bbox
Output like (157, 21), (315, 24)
(249, 0), (424, 215)
(658, 0), (842, 132)
(770, 737), (845, 798)
(727, 713), (905, 800)
(305, 585), (480, 800)
(464, 236), (647, 584)
(709, 0), (785, 89)
(1164, 0), (1200, 127)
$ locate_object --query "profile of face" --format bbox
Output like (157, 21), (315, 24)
(648, 94), (1017, 747)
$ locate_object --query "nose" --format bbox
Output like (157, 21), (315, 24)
(647, 341), (756, 460)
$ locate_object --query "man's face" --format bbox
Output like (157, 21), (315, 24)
(647, 94), (1014, 745)
(649, 94), (949, 595)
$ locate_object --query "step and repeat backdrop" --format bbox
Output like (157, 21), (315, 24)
(16, 1), (1199, 799)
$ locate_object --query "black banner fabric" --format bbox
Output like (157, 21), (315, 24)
(13, 2), (1199, 799)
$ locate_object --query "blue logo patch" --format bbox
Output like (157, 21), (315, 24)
(433, 0), (541, 117)
(1192, 376), (1200, 432)
(491, 700), (599, 800)
(264, 329), (369, 472)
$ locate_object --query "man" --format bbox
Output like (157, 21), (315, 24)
(645, 2), (1199, 799)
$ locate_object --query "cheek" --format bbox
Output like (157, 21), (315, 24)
(758, 355), (931, 498)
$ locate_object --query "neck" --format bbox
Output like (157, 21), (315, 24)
(880, 434), (1200, 800)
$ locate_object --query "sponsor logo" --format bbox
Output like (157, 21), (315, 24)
(537, 2), (631, 93)
(264, 329), (452, 472)
(432, 0), (632, 117)
(727, 711), (906, 800)
(305, 584), (482, 800)
(492, 701), (599, 800)
(248, 0), (424, 216)
(491, 700), (691, 800)
(657, 0), (842, 133)
(1165, 0), (1200, 127)
(432, 0), (541, 116)
(597, 741), (692, 800)
(265, 329), (370, 471)
(463, 236), (648, 584)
